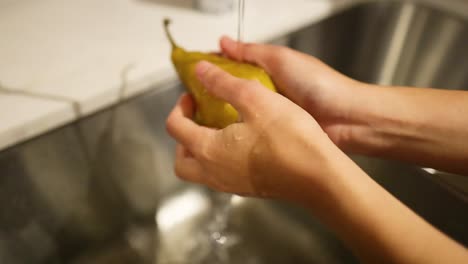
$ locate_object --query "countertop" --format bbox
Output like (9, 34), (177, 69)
(0, 0), (355, 151)
(1, 0), (466, 151)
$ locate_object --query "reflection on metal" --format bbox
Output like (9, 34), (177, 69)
(378, 4), (415, 85)
(412, 18), (462, 88)
(291, 1), (468, 89)
(230, 195), (245, 206)
(0, 1), (468, 263)
(156, 188), (210, 232)
(422, 168), (438, 174)
(421, 168), (468, 203)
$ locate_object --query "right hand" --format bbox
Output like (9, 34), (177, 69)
(166, 61), (350, 204)
(220, 36), (364, 149)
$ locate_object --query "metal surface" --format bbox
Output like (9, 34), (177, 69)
(289, 0), (468, 201)
(292, 0), (468, 89)
(1, 1), (468, 263)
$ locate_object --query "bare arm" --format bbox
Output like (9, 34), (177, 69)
(343, 85), (468, 175)
(166, 59), (468, 264)
(298, 151), (468, 263)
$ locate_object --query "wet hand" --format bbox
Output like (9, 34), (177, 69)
(166, 61), (342, 201)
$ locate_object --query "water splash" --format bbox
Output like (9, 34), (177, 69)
(186, 193), (240, 263)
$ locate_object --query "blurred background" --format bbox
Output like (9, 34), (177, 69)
(0, 0), (467, 263)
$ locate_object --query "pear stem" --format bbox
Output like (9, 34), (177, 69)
(163, 18), (178, 49)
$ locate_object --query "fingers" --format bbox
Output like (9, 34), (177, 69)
(220, 36), (279, 72)
(195, 61), (267, 120)
(174, 144), (205, 183)
(174, 144), (225, 192)
(166, 93), (215, 151)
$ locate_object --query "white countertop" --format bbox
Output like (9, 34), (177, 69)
(1, 0), (466, 151)
(0, 0), (352, 151)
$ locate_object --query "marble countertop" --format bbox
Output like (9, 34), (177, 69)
(1, 0), (354, 151)
(1, 0), (466, 151)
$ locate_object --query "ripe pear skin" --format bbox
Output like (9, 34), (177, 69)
(164, 18), (277, 128)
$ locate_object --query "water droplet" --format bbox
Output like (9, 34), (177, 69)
(211, 232), (228, 245)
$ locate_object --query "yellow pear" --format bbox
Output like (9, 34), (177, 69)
(163, 18), (277, 128)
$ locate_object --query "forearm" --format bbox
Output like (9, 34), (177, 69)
(298, 153), (468, 263)
(344, 84), (468, 175)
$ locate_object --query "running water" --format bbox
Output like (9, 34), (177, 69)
(187, 193), (240, 264)
(237, 0), (246, 60)
(189, 1), (248, 263)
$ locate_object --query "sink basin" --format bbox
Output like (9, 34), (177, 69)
(0, 1), (467, 263)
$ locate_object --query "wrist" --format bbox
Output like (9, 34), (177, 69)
(283, 141), (365, 216)
(338, 82), (394, 155)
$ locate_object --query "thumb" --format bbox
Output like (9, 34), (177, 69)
(195, 60), (266, 121)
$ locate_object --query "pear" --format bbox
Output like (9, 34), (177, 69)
(163, 18), (277, 128)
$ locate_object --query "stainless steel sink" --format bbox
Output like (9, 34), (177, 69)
(1, 1), (467, 263)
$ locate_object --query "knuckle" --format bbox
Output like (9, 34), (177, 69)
(204, 67), (222, 87)
(212, 74), (225, 91)
(237, 80), (262, 107)
(188, 133), (205, 152)
(236, 82), (254, 102)
(195, 141), (213, 162)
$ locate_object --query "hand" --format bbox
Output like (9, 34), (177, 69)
(221, 37), (468, 175)
(166, 61), (343, 202)
(220, 36), (364, 149)
(166, 43), (468, 264)
(166, 60), (468, 264)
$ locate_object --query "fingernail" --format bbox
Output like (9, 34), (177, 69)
(221, 36), (237, 49)
(195, 60), (212, 79)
